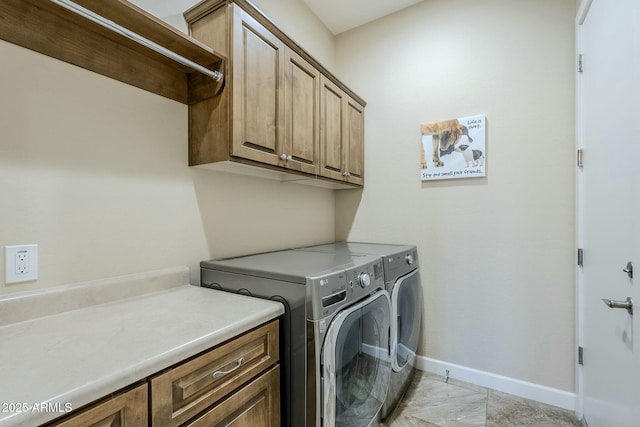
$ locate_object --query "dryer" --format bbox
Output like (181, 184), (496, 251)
(297, 242), (423, 420)
(200, 249), (391, 427)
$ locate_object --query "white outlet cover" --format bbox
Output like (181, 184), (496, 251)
(5, 244), (38, 284)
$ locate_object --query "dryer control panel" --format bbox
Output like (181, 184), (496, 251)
(384, 248), (419, 283)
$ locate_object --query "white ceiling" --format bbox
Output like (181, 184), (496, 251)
(129, 0), (424, 36)
(301, 0), (425, 34)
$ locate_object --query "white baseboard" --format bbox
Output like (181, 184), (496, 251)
(415, 355), (578, 412)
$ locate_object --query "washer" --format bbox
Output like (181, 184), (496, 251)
(297, 242), (423, 420)
(200, 249), (391, 427)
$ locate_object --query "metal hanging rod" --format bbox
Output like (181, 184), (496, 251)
(49, 0), (224, 82)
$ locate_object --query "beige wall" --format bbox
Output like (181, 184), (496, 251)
(250, 0), (335, 70)
(0, 0), (336, 295)
(2, 0), (578, 398)
(131, 0), (336, 71)
(335, 0), (576, 392)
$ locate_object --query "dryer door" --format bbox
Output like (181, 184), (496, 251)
(391, 269), (423, 372)
(322, 291), (391, 427)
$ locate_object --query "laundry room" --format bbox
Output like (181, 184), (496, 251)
(0, 0), (604, 426)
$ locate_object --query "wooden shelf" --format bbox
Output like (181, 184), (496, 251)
(0, 0), (226, 104)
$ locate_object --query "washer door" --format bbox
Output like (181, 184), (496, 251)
(391, 269), (422, 372)
(322, 291), (391, 427)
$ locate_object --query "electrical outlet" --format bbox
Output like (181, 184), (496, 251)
(15, 251), (28, 274)
(5, 244), (38, 284)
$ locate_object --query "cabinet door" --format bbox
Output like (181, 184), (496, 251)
(150, 320), (279, 427)
(319, 77), (346, 181)
(46, 383), (147, 427)
(320, 77), (365, 185)
(345, 97), (364, 185)
(231, 6), (285, 167)
(184, 365), (280, 427)
(284, 49), (319, 174)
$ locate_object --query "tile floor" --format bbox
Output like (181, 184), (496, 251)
(383, 371), (583, 427)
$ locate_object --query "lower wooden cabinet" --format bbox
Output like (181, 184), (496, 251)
(182, 365), (280, 427)
(39, 320), (280, 427)
(44, 383), (147, 427)
(150, 320), (279, 427)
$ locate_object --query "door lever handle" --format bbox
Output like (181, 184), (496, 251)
(602, 297), (633, 315)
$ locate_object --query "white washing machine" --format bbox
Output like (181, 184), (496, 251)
(297, 242), (423, 420)
(200, 249), (391, 427)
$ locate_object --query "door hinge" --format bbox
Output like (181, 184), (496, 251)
(577, 54), (583, 73)
(577, 149), (583, 168)
(578, 346), (584, 365)
(577, 248), (584, 267)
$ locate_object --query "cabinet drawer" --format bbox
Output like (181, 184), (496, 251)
(43, 383), (147, 427)
(151, 320), (279, 427)
(183, 364), (280, 427)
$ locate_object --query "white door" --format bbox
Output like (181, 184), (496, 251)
(578, 0), (640, 425)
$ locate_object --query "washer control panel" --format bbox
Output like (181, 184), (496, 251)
(358, 272), (371, 288)
(348, 258), (384, 301)
(307, 255), (384, 320)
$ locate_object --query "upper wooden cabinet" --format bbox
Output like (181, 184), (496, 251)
(230, 9), (286, 170)
(227, 8), (319, 175)
(186, 0), (365, 188)
(284, 49), (321, 175)
(319, 77), (364, 186)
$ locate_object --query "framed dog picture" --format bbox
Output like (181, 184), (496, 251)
(420, 114), (486, 181)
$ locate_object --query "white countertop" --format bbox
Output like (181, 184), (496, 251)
(0, 269), (283, 426)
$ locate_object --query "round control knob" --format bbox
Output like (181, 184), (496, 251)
(358, 273), (371, 288)
(405, 254), (414, 265)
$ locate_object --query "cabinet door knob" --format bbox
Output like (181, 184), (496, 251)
(279, 154), (287, 161)
(286, 155), (292, 161)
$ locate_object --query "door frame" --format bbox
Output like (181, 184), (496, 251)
(574, 0), (593, 420)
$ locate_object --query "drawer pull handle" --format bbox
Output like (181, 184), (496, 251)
(212, 357), (244, 379)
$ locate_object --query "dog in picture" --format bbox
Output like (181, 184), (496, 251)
(420, 119), (473, 168)
(455, 144), (484, 167)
